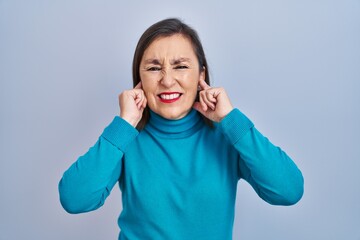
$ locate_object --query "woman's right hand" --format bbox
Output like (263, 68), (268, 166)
(119, 82), (147, 127)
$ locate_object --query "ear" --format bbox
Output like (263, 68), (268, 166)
(199, 66), (205, 82)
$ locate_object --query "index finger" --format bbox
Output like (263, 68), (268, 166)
(134, 81), (143, 89)
(198, 79), (210, 90)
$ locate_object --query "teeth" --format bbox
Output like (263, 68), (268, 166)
(160, 93), (180, 100)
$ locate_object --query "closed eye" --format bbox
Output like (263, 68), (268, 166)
(174, 65), (189, 69)
(147, 67), (161, 71)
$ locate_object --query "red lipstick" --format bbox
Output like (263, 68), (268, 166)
(158, 92), (182, 103)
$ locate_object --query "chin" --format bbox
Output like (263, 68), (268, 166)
(157, 107), (191, 120)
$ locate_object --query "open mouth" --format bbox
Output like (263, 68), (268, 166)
(158, 92), (182, 103)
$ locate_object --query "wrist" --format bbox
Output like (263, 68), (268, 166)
(120, 114), (139, 128)
(218, 106), (234, 122)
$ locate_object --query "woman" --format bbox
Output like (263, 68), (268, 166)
(59, 18), (304, 239)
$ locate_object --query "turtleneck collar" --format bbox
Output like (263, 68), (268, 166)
(145, 108), (204, 138)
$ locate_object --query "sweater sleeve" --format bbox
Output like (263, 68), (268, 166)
(219, 108), (304, 206)
(58, 116), (138, 214)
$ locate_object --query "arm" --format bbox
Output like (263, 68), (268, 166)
(59, 81), (146, 214)
(219, 109), (304, 205)
(58, 116), (138, 213)
(193, 80), (303, 205)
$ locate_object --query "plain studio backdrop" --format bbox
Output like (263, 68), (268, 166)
(1, 1), (359, 239)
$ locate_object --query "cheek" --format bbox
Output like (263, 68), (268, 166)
(141, 71), (162, 82)
(182, 82), (198, 102)
(140, 75), (158, 93)
(183, 72), (200, 92)
(142, 85), (156, 101)
(141, 83), (159, 107)
(188, 87), (198, 100)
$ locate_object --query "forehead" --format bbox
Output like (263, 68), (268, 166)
(142, 34), (197, 61)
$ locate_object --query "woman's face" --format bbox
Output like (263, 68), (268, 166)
(140, 34), (205, 120)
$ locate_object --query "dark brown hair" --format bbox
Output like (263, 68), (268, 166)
(132, 18), (212, 130)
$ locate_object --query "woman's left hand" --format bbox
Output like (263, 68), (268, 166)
(193, 79), (234, 122)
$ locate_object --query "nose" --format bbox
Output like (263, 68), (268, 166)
(160, 70), (176, 88)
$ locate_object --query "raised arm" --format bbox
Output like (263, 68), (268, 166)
(59, 82), (147, 213)
(193, 79), (303, 205)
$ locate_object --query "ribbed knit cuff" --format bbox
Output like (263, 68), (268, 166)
(219, 108), (254, 145)
(101, 116), (139, 152)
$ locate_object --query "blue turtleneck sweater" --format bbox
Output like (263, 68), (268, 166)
(59, 108), (303, 240)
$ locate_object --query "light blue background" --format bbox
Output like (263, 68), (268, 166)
(1, 0), (359, 239)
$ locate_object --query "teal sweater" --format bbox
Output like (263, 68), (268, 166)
(59, 108), (304, 240)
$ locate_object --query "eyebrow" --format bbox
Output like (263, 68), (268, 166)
(143, 57), (191, 65)
(170, 57), (191, 65)
(143, 59), (160, 65)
